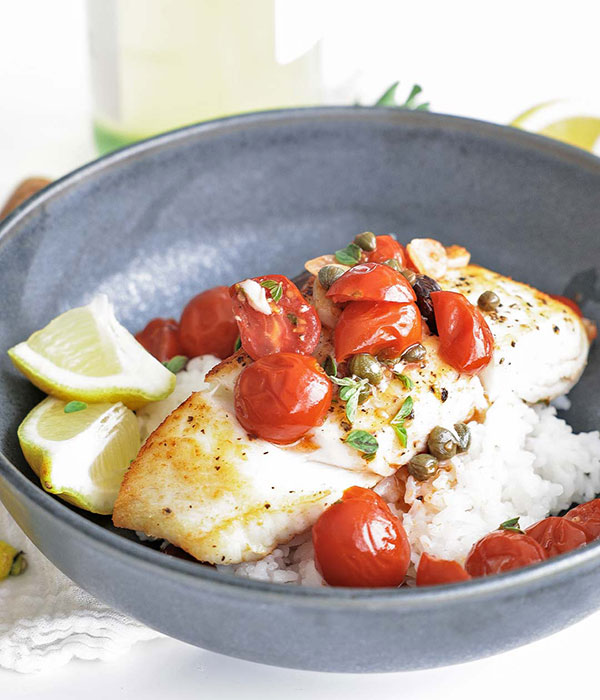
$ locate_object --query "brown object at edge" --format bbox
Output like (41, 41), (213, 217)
(0, 177), (52, 220)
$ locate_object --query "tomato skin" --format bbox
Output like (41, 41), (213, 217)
(430, 291), (494, 374)
(366, 235), (408, 267)
(312, 486), (411, 587)
(525, 517), (588, 557)
(549, 294), (583, 317)
(334, 301), (422, 362)
(465, 530), (546, 577)
(135, 318), (183, 362)
(416, 553), (471, 586)
(564, 499), (600, 542)
(230, 275), (321, 360)
(327, 262), (416, 304)
(234, 353), (332, 444)
(179, 286), (238, 360)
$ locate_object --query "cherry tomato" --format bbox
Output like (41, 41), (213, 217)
(525, 517), (588, 557)
(416, 552), (471, 586)
(135, 318), (183, 363)
(326, 262), (416, 304)
(334, 301), (422, 362)
(366, 235), (408, 267)
(312, 486), (410, 587)
(430, 290), (494, 374)
(465, 530), (546, 577)
(179, 286), (238, 359)
(548, 294), (583, 317)
(230, 275), (321, 360)
(564, 499), (600, 542)
(234, 353), (331, 444)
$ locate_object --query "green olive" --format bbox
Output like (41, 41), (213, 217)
(383, 258), (402, 272)
(453, 423), (471, 453)
(427, 426), (458, 460)
(349, 353), (383, 385)
(401, 343), (426, 363)
(318, 264), (347, 290)
(407, 453), (439, 481)
(400, 267), (417, 285)
(354, 231), (377, 251)
(477, 290), (500, 311)
(358, 383), (371, 404)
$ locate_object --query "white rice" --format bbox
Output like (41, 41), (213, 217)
(135, 359), (600, 586)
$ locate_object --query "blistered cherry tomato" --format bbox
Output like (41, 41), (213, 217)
(525, 517), (588, 557)
(230, 275), (321, 360)
(135, 318), (183, 362)
(334, 301), (422, 362)
(234, 353), (331, 444)
(326, 262), (416, 304)
(366, 235), (408, 267)
(313, 486), (411, 587)
(416, 552), (471, 586)
(179, 286), (238, 359)
(430, 291), (494, 374)
(465, 530), (546, 577)
(564, 499), (600, 542)
(549, 294), (583, 317)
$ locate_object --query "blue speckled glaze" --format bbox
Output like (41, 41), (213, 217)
(0, 108), (599, 672)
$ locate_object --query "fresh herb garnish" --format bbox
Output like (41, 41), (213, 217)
(499, 517), (524, 533)
(323, 355), (337, 378)
(234, 336), (242, 352)
(390, 395), (413, 448)
(375, 82), (430, 111)
(260, 279), (283, 303)
(64, 400), (87, 414)
(334, 243), (362, 266)
(345, 430), (379, 455)
(163, 355), (188, 374)
(396, 373), (414, 390)
(330, 375), (369, 423)
(287, 312), (298, 326)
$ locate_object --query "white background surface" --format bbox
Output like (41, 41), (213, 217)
(1, 0), (599, 696)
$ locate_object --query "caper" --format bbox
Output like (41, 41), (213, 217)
(358, 383), (371, 404)
(383, 258), (402, 272)
(407, 453), (439, 481)
(400, 267), (417, 285)
(318, 264), (347, 290)
(427, 426), (458, 460)
(349, 353), (383, 385)
(354, 231), (377, 251)
(453, 423), (471, 453)
(401, 343), (426, 363)
(478, 290), (500, 312)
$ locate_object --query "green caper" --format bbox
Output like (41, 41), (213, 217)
(453, 422), (471, 453)
(318, 264), (347, 290)
(358, 383), (371, 404)
(400, 267), (417, 285)
(349, 353), (383, 385)
(427, 426), (458, 460)
(354, 231), (377, 251)
(9, 552), (27, 577)
(477, 290), (500, 311)
(407, 453), (439, 481)
(401, 343), (426, 363)
(383, 258), (402, 272)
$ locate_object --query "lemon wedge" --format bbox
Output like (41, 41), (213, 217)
(8, 296), (175, 409)
(511, 100), (600, 153)
(18, 396), (140, 514)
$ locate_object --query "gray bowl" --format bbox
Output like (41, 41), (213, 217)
(0, 108), (599, 673)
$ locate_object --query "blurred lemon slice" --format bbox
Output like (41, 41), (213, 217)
(511, 100), (600, 153)
(18, 397), (140, 514)
(8, 296), (175, 409)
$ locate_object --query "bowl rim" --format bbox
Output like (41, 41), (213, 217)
(2, 105), (600, 608)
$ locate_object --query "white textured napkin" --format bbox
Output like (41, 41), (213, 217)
(0, 502), (161, 673)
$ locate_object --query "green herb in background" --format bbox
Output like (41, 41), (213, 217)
(375, 82), (430, 111)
